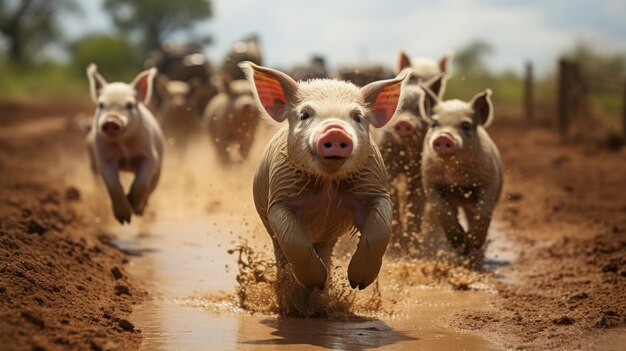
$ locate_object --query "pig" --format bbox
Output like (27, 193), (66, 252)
(86, 64), (164, 224)
(420, 88), (502, 257)
(397, 50), (452, 83)
(202, 74), (260, 165)
(376, 74), (445, 252)
(154, 75), (203, 149)
(222, 35), (263, 81)
(239, 61), (407, 300)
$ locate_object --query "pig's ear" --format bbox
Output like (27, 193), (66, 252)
(422, 73), (446, 100)
(438, 52), (453, 74)
(469, 89), (494, 127)
(130, 67), (157, 105)
(361, 73), (409, 128)
(397, 50), (412, 73)
(238, 61), (298, 123)
(420, 81), (441, 119)
(87, 64), (107, 102)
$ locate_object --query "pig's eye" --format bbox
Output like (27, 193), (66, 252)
(125, 102), (135, 110)
(98, 103), (104, 110)
(461, 121), (472, 133)
(299, 111), (310, 121)
(430, 120), (439, 128)
(352, 114), (362, 123)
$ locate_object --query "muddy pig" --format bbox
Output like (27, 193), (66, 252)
(421, 88), (502, 256)
(239, 61), (407, 298)
(397, 50), (452, 83)
(202, 74), (260, 165)
(376, 74), (445, 252)
(86, 64), (164, 224)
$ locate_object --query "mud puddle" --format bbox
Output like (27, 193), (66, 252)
(107, 211), (514, 350)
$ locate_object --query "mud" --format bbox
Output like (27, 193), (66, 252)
(0, 99), (625, 350)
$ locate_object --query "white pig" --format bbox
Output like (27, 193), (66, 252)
(397, 50), (452, 83)
(86, 64), (164, 224)
(239, 62), (407, 294)
(421, 88), (502, 256)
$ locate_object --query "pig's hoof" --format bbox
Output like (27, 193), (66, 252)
(113, 203), (133, 224)
(348, 250), (383, 290)
(290, 259), (327, 290)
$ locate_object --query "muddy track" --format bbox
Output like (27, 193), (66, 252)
(0, 101), (624, 350)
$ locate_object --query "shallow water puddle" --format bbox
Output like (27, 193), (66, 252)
(110, 214), (510, 350)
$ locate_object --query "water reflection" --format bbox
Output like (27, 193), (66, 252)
(241, 317), (415, 350)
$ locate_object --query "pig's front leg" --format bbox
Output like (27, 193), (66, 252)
(348, 196), (392, 290)
(99, 162), (132, 224)
(429, 189), (465, 249)
(267, 203), (327, 289)
(127, 158), (157, 215)
(464, 188), (498, 254)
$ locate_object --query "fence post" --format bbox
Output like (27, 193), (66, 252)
(558, 58), (569, 138)
(524, 61), (534, 122)
(623, 79), (626, 138)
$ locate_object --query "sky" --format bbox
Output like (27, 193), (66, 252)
(60, 0), (626, 75)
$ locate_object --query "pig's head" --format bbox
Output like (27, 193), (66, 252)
(87, 64), (156, 139)
(384, 74), (445, 144)
(422, 88), (493, 160)
(397, 50), (452, 84)
(239, 62), (407, 179)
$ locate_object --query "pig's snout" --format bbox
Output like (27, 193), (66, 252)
(432, 133), (456, 155)
(101, 116), (123, 134)
(394, 120), (415, 137)
(317, 128), (353, 159)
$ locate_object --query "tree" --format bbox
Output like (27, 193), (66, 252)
(0, 0), (78, 63)
(454, 40), (494, 75)
(71, 34), (138, 81)
(565, 40), (626, 92)
(103, 0), (213, 53)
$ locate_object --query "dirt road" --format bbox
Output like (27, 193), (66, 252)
(0, 99), (624, 350)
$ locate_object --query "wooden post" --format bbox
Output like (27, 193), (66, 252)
(558, 58), (569, 138)
(623, 79), (626, 138)
(524, 61), (534, 121)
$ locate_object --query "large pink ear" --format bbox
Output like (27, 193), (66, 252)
(361, 73), (408, 128)
(86, 64), (107, 103)
(130, 67), (157, 105)
(238, 61), (298, 123)
(397, 50), (412, 73)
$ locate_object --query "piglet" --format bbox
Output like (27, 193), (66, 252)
(421, 88), (502, 256)
(397, 50), (452, 83)
(86, 64), (164, 224)
(376, 74), (444, 250)
(202, 74), (260, 165)
(239, 62), (407, 296)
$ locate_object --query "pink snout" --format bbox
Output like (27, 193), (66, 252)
(432, 133), (456, 155)
(101, 116), (122, 134)
(394, 120), (415, 137)
(317, 128), (353, 159)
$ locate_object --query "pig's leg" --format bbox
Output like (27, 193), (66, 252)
(127, 159), (157, 215)
(464, 188), (497, 253)
(348, 196), (392, 290)
(99, 162), (132, 224)
(429, 189), (465, 249)
(267, 204), (328, 289)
